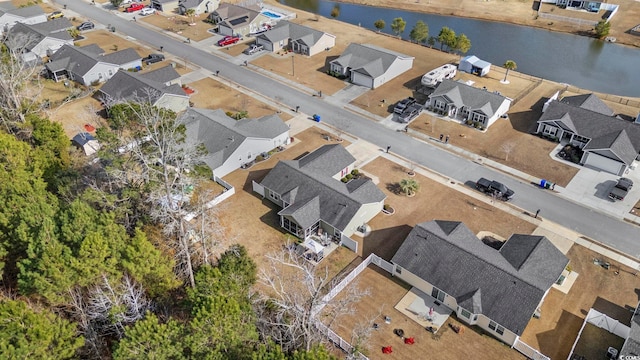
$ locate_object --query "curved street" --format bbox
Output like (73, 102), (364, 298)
(59, 0), (640, 258)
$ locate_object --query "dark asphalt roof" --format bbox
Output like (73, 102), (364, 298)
(391, 220), (568, 334)
(429, 79), (510, 118)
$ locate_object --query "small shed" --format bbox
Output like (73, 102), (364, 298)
(72, 132), (100, 156)
(459, 55), (491, 77)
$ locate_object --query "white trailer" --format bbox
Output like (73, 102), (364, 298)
(421, 64), (457, 87)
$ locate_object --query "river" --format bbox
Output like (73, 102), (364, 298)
(279, 0), (640, 97)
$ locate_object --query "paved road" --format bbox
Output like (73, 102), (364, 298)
(62, 1), (640, 257)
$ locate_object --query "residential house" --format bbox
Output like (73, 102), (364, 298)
(427, 79), (511, 129)
(150, 0), (180, 13)
(391, 220), (568, 346)
(98, 65), (189, 113)
(536, 93), (640, 175)
(255, 20), (335, 56)
(6, 18), (74, 62)
(257, 144), (386, 239)
(72, 132), (101, 156)
(180, 107), (290, 178)
(208, 3), (269, 37)
(459, 55), (491, 77)
(0, 4), (47, 34)
(45, 44), (142, 85)
(178, 0), (219, 15)
(620, 302), (640, 357)
(329, 43), (414, 89)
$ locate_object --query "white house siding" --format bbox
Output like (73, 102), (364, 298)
(308, 34), (335, 56)
(120, 59), (143, 71)
(392, 270), (457, 310)
(474, 315), (518, 345)
(151, 0), (180, 13)
(83, 63), (121, 85)
(582, 152), (625, 175)
(342, 201), (383, 237)
(256, 37), (274, 52)
(485, 99), (511, 128)
(218, 24), (234, 37)
(32, 38), (74, 58)
(0, 14), (47, 33)
(382, 58), (413, 84)
(214, 134), (289, 178)
(330, 163), (354, 181)
(154, 94), (190, 113)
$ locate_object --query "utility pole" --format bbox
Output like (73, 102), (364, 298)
(291, 55), (295, 76)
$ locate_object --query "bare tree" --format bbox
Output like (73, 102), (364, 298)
(501, 141), (517, 161)
(346, 308), (383, 359)
(255, 245), (369, 352)
(0, 32), (44, 132)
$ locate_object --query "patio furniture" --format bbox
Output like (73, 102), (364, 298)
(404, 337), (414, 345)
(393, 328), (404, 337)
(382, 346), (393, 354)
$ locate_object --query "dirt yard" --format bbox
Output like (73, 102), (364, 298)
(520, 244), (640, 359)
(46, 95), (106, 138)
(217, 126), (355, 273)
(327, 267), (526, 360)
(141, 12), (214, 42)
(186, 77), (292, 120)
(75, 30), (146, 57)
(357, 157), (537, 260)
(292, 0), (640, 48)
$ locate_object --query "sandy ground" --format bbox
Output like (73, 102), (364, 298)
(520, 244), (640, 359)
(305, 0), (640, 48)
(141, 12), (214, 42)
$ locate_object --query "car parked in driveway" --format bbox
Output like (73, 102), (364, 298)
(243, 44), (264, 55)
(398, 104), (422, 123)
(140, 7), (156, 16)
(48, 11), (64, 20)
(125, 3), (144, 12)
(143, 54), (165, 65)
(77, 21), (95, 31)
(394, 97), (416, 114)
(218, 35), (240, 47)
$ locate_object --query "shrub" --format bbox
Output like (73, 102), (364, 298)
(351, 169), (359, 176)
(383, 204), (391, 211)
(225, 111), (234, 117)
(345, 173), (353, 180)
(256, 155), (264, 162)
(341, 177), (348, 183)
(91, 79), (100, 86)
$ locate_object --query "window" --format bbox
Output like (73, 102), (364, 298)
(488, 321), (505, 335)
(574, 135), (590, 143)
(460, 308), (471, 319)
(269, 191), (280, 201)
(395, 266), (402, 274)
(431, 287), (445, 302)
(434, 101), (445, 110)
(543, 126), (557, 136)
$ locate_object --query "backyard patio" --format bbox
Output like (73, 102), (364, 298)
(394, 288), (452, 333)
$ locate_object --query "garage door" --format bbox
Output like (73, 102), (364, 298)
(584, 152), (624, 175)
(351, 72), (373, 88)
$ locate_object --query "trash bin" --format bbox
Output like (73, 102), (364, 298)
(540, 179), (547, 188)
(313, 114), (321, 122)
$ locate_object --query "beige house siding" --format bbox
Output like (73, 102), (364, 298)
(308, 33), (336, 56)
(342, 201), (383, 237)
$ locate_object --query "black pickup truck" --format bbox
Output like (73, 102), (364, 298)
(476, 178), (515, 201)
(608, 177), (633, 201)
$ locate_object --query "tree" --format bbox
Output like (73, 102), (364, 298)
(501, 141), (516, 161)
(184, 8), (196, 25)
(330, 4), (340, 18)
(67, 27), (80, 39)
(390, 17), (406, 37)
(594, 19), (611, 38)
(110, 0), (124, 7)
(113, 313), (186, 360)
(399, 178), (420, 196)
(255, 246), (369, 353)
(0, 299), (84, 359)
(437, 26), (456, 51)
(0, 32), (44, 131)
(427, 36), (436, 48)
(374, 19), (385, 32)
(409, 20), (429, 43)
(502, 60), (517, 83)
(453, 33), (471, 55)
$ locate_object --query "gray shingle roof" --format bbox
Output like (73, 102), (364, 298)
(46, 44), (139, 77)
(330, 43), (413, 79)
(621, 302), (640, 357)
(257, 20), (330, 47)
(100, 48), (141, 65)
(179, 108), (289, 172)
(561, 93), (614, 116)
(429, 79), (510, 119)
(260, 144), (385, 232)
(99, 69), (186, 104)
(0, 5), (44, 18)
(391, 220), (568, 334)
(212, 3), (261, 19)
(6, 19), (72, 50)
(179, 0), (203, 8)
(539, 99), (640, 165)
(139, 65), (180, 84)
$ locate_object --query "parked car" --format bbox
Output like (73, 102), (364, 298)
(218, 35), (240, 47)
(398, 104), (422, 123)
(77, 21), (95, 31)
(393, 97), (416, 114)
(143, 53), (165, 65)
(48, 11), (64, 20)
(125, 3), (145, 12)
(140, 7), (156, 16)
(243, 44), (264, 55)
(476, 178), (515, 201)
(608, 178), (633, 201)
(121, 0), (135, 4)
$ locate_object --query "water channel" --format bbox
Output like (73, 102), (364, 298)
(279, 0), (640, 97)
